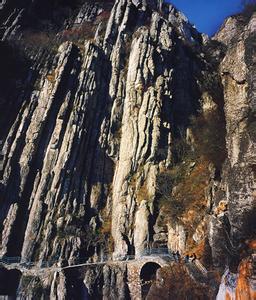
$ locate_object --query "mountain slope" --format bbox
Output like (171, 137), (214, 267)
(0, 0), (255, 298)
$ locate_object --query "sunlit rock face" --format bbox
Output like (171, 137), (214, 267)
(209, 12), (256, 272)
(0, 0), (255, 298)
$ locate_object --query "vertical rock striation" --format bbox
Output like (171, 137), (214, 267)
(209, 12), (256, 270)
(0, 0), (255, 298)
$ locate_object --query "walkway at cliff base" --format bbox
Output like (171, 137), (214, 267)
(0, 248), (211, 299)
(0, 248), (208, 278)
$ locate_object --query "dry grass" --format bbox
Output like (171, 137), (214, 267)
(95, 10), (111, 24)
(190, 108), (227, 170)
(46, 69), (56, 83)
(100, 219), (111, 235)
(60, 22), (96, 43)
(157, 156), (210, 253)
(174, 159), (209, 210)
(147, 265), (215, 300)
(136, 181), (150, 204)
(19, 6), (112, 55)
(158, 157), (209, 222)
(99, 209), (114, 252)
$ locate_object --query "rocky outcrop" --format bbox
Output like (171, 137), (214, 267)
(209, 11), (256, 270)
(106, 0), (204, 259)
(0, 0), (255, 298)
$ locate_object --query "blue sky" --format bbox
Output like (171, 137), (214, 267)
(167, 0), (242, 36)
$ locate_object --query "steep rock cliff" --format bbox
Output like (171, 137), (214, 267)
(0, 0), (255, 298)
(209, 12), (256, 271)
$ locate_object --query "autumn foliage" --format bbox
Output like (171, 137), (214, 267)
(190, 109), (227, 170)
(157, 158), (210, 226)
(147, 265), (215, 300)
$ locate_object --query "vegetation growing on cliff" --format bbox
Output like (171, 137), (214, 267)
(241, 0), (256, 19)
(157, 155), (210, 228)
(157, 107), (226, 218)
(20, 276), (46, 298)
(156, 106), (227, 256)
(147, 265), (215, 300)
(190, 108), (227, 171)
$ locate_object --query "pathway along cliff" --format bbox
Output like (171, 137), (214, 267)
(0, 0), (255, 299)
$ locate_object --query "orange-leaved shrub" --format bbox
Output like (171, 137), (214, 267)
(147, 265), (215, 300)
(157, 157), (210, 226)
(190, 108), (227, 171)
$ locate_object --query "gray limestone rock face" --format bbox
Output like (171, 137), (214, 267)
(0, 0), (255, 297)
(209, 12), (256, 270)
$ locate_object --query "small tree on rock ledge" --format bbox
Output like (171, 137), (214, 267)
(241, 0), (256, 18)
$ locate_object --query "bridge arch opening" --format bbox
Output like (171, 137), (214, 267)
(0, 267), (21, 297)
(140, 262), (161, 299)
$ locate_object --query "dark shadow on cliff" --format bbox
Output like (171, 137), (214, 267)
(226, 203), (256, 273)
(140, 262), (161, 299)
(170, 37), (203, 135)
(0, 267), (21, 297)
(0, 44), (80, 258)
(64, 267), (103, 300)
(0, 40), (32, 140)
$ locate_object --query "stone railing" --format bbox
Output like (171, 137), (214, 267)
(0, 140), (4, 178)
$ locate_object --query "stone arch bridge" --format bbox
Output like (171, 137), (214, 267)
(126, 255), (171, 300)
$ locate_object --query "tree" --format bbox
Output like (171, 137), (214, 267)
(241, 0), (256, 18)
(241, 0), (256, 6)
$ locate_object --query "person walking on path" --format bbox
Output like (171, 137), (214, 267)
(172, 251), (177, 261)
(176, 251), (181, 262)
(184, 254), (190, 263)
